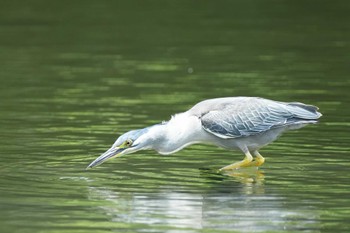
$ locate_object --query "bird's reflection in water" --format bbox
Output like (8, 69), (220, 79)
(198, 166), (265, 195)
(87, 169), (319, 232)
(199, 166), (263, 182)
(222, 167), (265, 184)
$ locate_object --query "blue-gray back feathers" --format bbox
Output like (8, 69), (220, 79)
(190, 97), (322, 139)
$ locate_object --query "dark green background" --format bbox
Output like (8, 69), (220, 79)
(0, 1), (349, 232)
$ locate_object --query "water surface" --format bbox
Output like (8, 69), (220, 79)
(0, 1), (350, 232)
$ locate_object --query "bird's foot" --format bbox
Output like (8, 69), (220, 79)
(246, 156), (265, 167)
(219, 156), (265, 171)
(219, 158), (253, 171)
(251, 151), (265, 167)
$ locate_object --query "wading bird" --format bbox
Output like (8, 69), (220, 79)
(87, 97), (322, 171)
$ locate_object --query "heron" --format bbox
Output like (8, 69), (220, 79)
(87, 97), (322, 171)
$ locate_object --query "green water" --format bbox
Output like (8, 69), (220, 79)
(1, 1), (350, 232)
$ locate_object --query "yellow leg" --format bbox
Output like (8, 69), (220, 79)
(249, 151), (265, 167)
(219, 150), (253, 171)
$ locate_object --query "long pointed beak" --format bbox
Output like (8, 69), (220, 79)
(87, 147), (126, 169)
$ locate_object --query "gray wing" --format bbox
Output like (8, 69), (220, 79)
(200, 97), (321, 139)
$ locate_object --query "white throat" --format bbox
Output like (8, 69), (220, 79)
(148, 112), (208, 155)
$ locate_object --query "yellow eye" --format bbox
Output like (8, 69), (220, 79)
(125, 139), (133, 147)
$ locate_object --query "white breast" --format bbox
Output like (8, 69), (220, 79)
(155, 112), (209, 154)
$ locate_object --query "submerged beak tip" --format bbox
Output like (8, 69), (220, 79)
(86, 162), (95, 170)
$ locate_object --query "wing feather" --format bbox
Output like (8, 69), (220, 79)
(200, 98), (320, 139)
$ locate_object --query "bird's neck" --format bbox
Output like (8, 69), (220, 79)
(148, 113), (207, 155)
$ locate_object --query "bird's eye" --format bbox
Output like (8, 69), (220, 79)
(125, 139), (133, 147)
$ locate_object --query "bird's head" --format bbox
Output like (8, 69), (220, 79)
(87, 127), (152, 169)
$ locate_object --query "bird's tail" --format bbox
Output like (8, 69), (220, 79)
(283, 102), (322, 128)
(287, 102), (322, 119)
